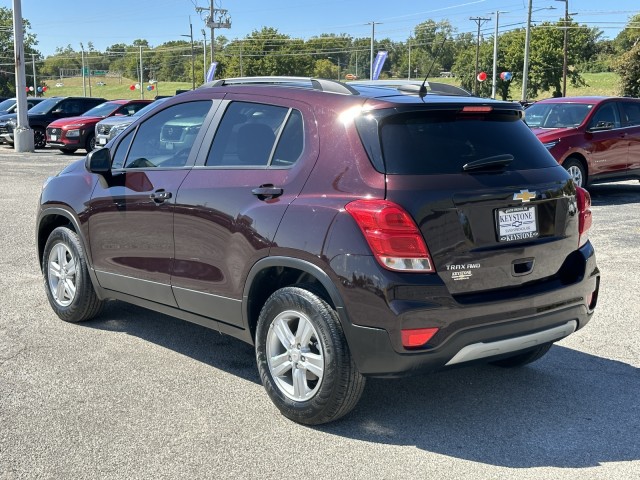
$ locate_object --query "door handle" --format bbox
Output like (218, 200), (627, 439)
(149, 190), (172, 203)
(251, 185), (283, 200)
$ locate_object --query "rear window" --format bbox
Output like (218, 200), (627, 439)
(371, 110), (558, 175)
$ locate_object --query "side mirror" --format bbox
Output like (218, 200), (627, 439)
(85, 147), (111, 174)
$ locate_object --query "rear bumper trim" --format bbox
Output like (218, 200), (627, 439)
(445, 319), (577, 366)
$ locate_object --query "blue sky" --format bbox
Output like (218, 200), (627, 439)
(4, 0), (639, 57)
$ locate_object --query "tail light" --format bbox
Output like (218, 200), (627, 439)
(345, 199), (434, 272)
(576, 186), (592, 247)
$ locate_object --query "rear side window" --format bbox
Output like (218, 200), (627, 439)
(373, 110), (558, 175)
(206, 102), (303, 167)
(619, 102), (640, 127)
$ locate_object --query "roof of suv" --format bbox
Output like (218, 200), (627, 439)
(199, 76), (522, 109)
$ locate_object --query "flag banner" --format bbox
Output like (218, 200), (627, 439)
(206, 62), (218, 82)
(372, 51), (388, 80)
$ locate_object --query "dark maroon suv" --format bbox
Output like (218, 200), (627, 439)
(37, 77), (600, 425)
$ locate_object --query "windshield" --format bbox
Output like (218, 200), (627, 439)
(28, 98), (61, 114)
(0, 99), (15, 111)
(524, 103), (593, 128)
(82, 102), (120, 118)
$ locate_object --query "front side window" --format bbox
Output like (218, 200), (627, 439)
(206, 102), (302, 167)
(122, 101), (211, 169)
(588, 103), (620, 130)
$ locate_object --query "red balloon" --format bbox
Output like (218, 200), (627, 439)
(477, 71), (487, 82)
(500, 72), (506, 80)
(42, 86), (47, 91)
(150, 85), (155, 90)
(25, 87), (29, 92)
(129, 85), (135, 91)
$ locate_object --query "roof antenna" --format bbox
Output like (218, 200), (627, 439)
(419, 35), (448, 96)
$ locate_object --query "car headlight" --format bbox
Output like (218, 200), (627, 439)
(66, 129), (80, 138)
(108, 124), (127, 140)
(543, 140), (559, 150)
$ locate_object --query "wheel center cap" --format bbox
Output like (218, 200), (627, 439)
(290, 349), (301, 363)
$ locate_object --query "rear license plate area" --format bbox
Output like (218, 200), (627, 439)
(496, 206), (538, 242)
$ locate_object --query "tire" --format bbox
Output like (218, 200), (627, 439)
(85, 133), (96, 152)
(33, 127), (46, 149)
(59, 147), (77, 155)
(563, 157), (586, 188)
(255, 286), (366, 425)
(489, 343), (552, 368)
(42, 226), (103, 323)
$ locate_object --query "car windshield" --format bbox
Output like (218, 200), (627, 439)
(0, 98), (15, 110)
(524, 103), (593, 128)
(28, 98), (61, 114)
(82, 102), (120, 118)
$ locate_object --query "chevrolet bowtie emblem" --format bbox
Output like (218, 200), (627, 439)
(513, 190), (536, 202)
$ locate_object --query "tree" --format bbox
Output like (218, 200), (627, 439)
(614, 41), (640, 97)
(0, 7), (40, 96)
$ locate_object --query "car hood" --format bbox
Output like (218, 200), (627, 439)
(48, 116), (103, 128)
(0, 113), (17, 123)
(530, 126), (576, 140)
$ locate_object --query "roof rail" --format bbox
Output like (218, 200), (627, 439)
(350, 80), (471, 97)
(201, 76), (359, 95)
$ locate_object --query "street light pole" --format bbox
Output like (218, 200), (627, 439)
(491, 11), (500, 99)
(181, 20), (195, 90)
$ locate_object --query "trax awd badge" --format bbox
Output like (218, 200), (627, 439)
(513, 190), (537, 202)
(446, 263), (481, 281)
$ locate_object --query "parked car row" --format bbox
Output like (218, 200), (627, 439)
(37, 77), (601, 426)
(0, 96), (151, 151)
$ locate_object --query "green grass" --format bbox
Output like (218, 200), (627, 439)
(40, 76), (193, 100)
(425, 71), (621, 99)
(38, 72), (621, 101)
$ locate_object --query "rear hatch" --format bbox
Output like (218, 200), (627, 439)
(356, 104), (579, 295)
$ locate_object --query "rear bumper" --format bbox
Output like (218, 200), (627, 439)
(341, 303), (592, 377)
(335, 241), (599, 377)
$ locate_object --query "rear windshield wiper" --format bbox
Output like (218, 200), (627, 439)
(462, 154), (514, 172)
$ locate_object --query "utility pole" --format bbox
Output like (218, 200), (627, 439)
(196, 1), (231, 66)
(367, 21), (381, 80)
(470, 16), (490, 95)
(491, 11), (501, 99)
(522, 3), (556, 102)
(556, 0), (569, 97)
(139, 45), (144, 99)
(31, 53), (36, 96)
(12, 0), (34, 152)
(202, 29), (207, 83)
(80, 43), (86, 97)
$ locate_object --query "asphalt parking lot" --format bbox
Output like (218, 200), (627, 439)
(1, 148), (638, 479)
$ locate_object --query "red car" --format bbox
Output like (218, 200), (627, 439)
(525, 96), (640, 187)
(46, 99), (152, 153)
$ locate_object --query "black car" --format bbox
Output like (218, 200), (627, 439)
(37, 77), (599, 425)
(1, 96), (106, 148)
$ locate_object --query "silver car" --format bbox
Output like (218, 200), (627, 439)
(94, 97), (170, 147)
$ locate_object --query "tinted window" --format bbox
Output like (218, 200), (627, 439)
(588, 103), (620, 130)
(123, 100), (211, 169)
(619, 102), (640, 127)
(28, 98), (61, 114)
(206, 102), (298, 167)
(0, 99), (14, 110)
(376, 110), (558, 175)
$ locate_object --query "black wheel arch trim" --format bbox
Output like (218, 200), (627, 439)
(242, 256), (350, 330)
(37, 207), (96, 278)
